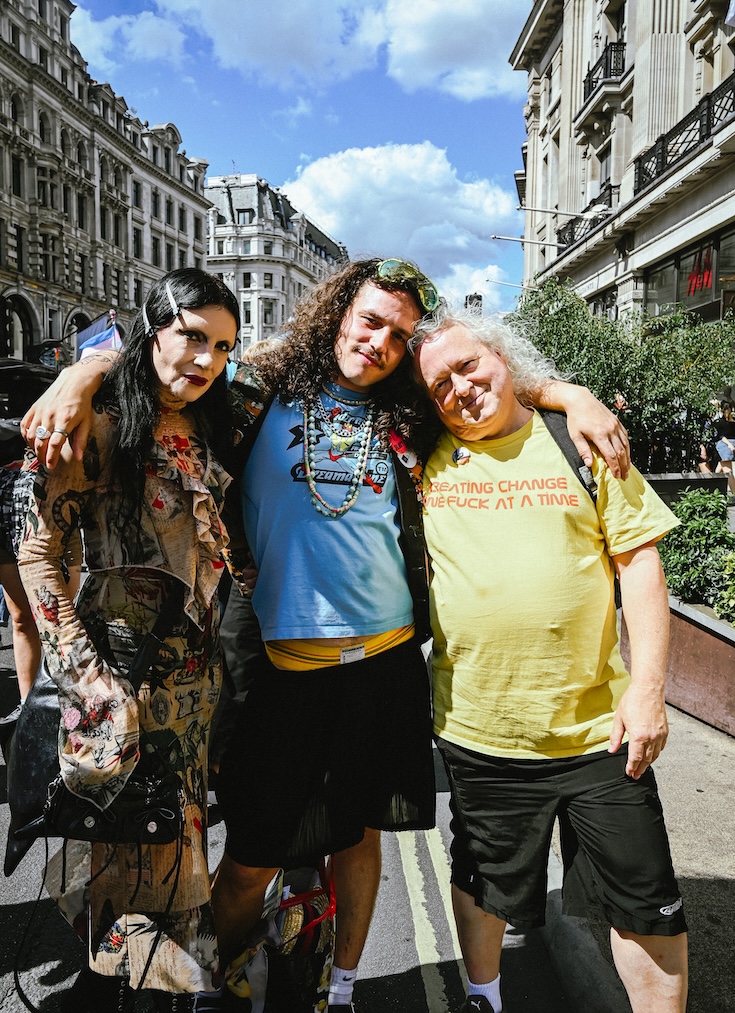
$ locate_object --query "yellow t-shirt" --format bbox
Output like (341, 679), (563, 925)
(423, 412), (678, 759)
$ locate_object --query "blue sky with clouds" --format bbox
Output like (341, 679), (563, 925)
(72, 1), (532, 311)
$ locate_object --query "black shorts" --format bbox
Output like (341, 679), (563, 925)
(217, 637), (436, 868)
(437, 738), (687, 937)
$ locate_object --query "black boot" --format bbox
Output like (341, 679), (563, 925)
(62, 967), (130, 1012)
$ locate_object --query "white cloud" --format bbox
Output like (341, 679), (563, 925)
(283, 141), (522, 308)
(73, 0), (527, 100)
(71, 6), (186, 77)
(380, 0), (528, 100)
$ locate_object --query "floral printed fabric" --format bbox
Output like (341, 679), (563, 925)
(17, 404), (231, 992)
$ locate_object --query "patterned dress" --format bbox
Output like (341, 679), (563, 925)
(17, 402), (232, 993)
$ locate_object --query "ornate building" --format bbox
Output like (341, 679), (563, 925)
(205, 174), (347, 354)
(511, 1), (735, 319)
(0, 0), (209, 365)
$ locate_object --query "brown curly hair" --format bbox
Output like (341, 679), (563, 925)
(254, 258), (438, 456)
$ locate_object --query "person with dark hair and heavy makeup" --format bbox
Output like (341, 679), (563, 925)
(22, 257), (630, 1012)
(17, 268), (240, 1011)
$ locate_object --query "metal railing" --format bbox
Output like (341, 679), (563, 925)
(583, 42), (626, 102)
(555, 186), (619, 248)
(634, 70), (735, 193)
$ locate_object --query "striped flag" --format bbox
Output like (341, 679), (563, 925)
(76, 312), (121, 359)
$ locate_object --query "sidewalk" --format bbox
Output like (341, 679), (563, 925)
(1, 627), (734, 1012)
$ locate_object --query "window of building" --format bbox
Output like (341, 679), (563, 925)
(80, 253), (87, 294)
(16, 226), (25, 272)
(100, 209), (108, 241)
(165, 199), (173, 225)
(11, 24), (20, 50)
(39, 111), (50, 142)
(63, 185), (71, 216)
(194, 216), (202, 241)
(103, 263), (110, 298)
(133, 227), (142, 259)
(38, 0), (48, 22)
(152, 145), (159, 166)
(237, 209), (254, 225)
(152, 236), (161, 267)
(264, 273), (273, 289)
(241, 240), (251, 255)
(77, 194), (87, 230)
(179, 249), (186, 269)
(242, 272), (251, 288)
(59, 14), (69, 42)
(217, 240), (224, 255)
(598, 144), (612, 185)
(164, 148), (171, 174)
(113, 214), (122, 247)
(166, 243), (174, 272)
(60, 68), (68, 87)
(40, 235), (58, 283)
(263, 301), (274, 326)
(243, 301), (251, 324)
(645, 261), (676, 315)
(264, 241), (273, 255)
(178, 207), (186, 233)
(38, 46), (48, 71)
(134, 278), (143, 307)
(680, 245), (714, 310)
(151, 190), (160, 218)
(11, 156), (23, 197)
(132, 180), (142, 208)
(194, 256), (201, 270)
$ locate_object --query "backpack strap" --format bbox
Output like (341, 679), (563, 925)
(537, 408), (598, 502)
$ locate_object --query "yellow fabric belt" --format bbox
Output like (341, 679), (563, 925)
(265, 624), (415, 671)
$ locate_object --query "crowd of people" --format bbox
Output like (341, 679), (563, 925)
(3, 260), (689, 1013)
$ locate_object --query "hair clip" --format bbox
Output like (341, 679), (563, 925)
(142, 303), (154, 337)
(165, 281), (182, 318)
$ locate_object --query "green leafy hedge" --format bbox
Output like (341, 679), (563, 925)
(657, 487), (735, 624)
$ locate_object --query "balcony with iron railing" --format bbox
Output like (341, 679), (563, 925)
(634, 70), (735, 193)
(555, 183), (619, 249)
(583, 42), (626, 102)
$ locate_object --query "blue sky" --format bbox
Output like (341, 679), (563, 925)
(72, 1), (532, 311)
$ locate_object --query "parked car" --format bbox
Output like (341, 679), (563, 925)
(0, 358), (58, 421)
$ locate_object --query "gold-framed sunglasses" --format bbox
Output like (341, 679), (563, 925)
(376, 258), (440, 315)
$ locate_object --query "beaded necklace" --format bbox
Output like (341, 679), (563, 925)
(303, 391), (376, 518)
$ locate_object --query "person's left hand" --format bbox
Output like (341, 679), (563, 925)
(609, 681), (668, 779)
(565, 388), (631, 479)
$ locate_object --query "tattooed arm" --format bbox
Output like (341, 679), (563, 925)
(17, 415), (139, 807)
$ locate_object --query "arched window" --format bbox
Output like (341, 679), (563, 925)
(10, 94), (23, 123)
(39, 111), (50, 143)
(99, 155), (109, 182)
(77, 140), (88, 168)
(60, 129), (70, 157)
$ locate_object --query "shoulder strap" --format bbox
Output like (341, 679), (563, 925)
(127, 582), (186, 691)
(537, 408), (598, 502)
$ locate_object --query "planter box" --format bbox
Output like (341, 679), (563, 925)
(645, 472), (729, 507)
(620, 597), (735, 736)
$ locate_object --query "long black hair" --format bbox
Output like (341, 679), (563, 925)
(101, 268), (240, 528)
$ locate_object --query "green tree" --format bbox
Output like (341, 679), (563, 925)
(511, 279), (735, 471)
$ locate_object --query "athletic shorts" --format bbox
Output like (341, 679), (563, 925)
(437, 738), (687, 937)
(217, 636), (436, 868)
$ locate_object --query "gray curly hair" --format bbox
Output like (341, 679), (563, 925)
(409, 305), (562, 405)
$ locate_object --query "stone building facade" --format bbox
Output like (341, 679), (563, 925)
(205, 174), (348, 354)
(0, 0), (209, 365)
(511, 0), (735, 319)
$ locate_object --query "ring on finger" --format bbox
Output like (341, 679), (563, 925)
(53, 428), (69, 438)
(35, 425), (51, 441)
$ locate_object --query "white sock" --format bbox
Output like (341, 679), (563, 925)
(468, 972), (502, 1011)
(328, 965), (357, 1004)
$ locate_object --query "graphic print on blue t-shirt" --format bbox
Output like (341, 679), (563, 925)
(289, 400), (390, 494)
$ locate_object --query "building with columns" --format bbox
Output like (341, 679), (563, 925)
(205, 174), (348, 355)
(511, 0), (735, 319)
(0, 0), (209, 366)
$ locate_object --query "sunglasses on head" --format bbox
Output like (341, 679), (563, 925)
(376, 258), (440, 315)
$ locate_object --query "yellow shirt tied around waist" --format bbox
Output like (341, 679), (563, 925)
(423, 412), (678, 760)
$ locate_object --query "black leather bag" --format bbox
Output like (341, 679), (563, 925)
(4, 585), (186, 876)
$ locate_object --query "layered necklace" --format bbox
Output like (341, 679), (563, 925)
(303, 384), (376, 518)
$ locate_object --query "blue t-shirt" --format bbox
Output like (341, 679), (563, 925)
(241, 386), (413, 640)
